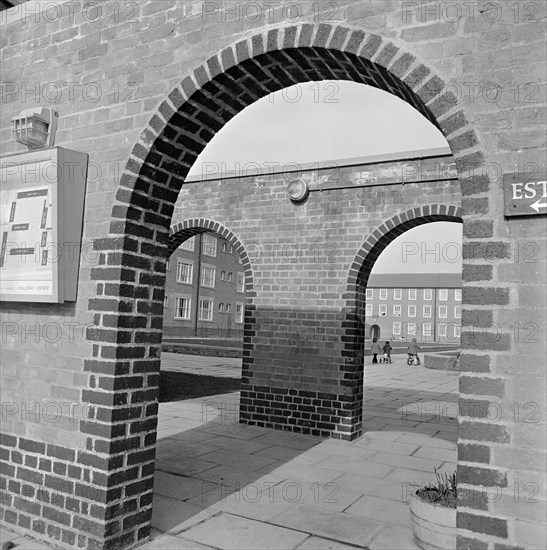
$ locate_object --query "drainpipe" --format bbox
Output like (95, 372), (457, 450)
(433, 288), (437, 343)
(194, 234), (202, 336)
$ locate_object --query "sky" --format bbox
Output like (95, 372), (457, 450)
(189, 81), (462, 275)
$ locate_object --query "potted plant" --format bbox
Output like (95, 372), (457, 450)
(409, 468), (457, 550)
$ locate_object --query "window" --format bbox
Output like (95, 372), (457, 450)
(423, 323), (432, 337)
(408, 289), (417, 300)
(393, 305), (401, 317)
(218, 303), (224, 312)
(439, 289), (448, 301)
(199, 299), (213, 321)
(202, 235), (217, 257)
(423, 289), (432, 300)
(454, 306), (462, 318)
(423, 305), (432, 318)
(407, 323), (416, 336)
(222, 242), (228, 252)
(379, 289), (387, 300)
(166, 260), (170, 271)
(394, 289), (402, 300)
(229, 244), (234, 253)
(379, 304), (387, 316)
(408, 305), (416, 317)
(220, 271), (226, 281)
(225, 304), (231, 314)
(180, 238), (195, 252)
(366, 304), (373, 316)
(455, 289), (462, 301)
(366, 289), (373, 300)
(163, 296), (168, 308)
(176, 261), (193, 284)
(236, 303), (244, 323)
(439, 323), (447, 338)
(227, 272), (233, 282)
(439, 306), (448, 318)
(237, 272), (245, 293)
(201, 265), (215, 288)
(454, 325), (461, 338)
(174, 297), (191, 319)
(393, 322), (401, 335)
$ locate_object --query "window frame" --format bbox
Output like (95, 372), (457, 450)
(200, 264), (216, 288)
(174, 296), (191, 320)
(199, 299), (214, 321)
(176, 260), (193, 284)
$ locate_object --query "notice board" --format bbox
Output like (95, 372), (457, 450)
(0, 147), (88, 302)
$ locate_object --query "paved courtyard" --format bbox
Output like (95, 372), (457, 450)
(1, 355), (458, 550)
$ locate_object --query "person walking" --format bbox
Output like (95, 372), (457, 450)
(371, 337), (382, 364)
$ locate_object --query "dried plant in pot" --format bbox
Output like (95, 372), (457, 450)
(409, 468), (457, 550)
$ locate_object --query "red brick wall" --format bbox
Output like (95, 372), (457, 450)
(1, 2), (545, 549)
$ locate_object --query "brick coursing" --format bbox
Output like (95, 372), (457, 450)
(1, 4), (545, 550)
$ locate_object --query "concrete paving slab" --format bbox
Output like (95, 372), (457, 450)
(296, 536), (366, 549)
(263, 462), (345, 484)
(151, 495), (217, 534)
(366, 451), (445, 472)
(344, 494), (413, 527)
(271, 503), (384, 547)
(199, 489), (299, 522)
(316, 456), (394, 479)
(154, 471), (209, 501)
(180, 512), (309, 549)
(141, 532), (216, 549)
(367, 524), (420, 550)
(266, 478), (364, 512)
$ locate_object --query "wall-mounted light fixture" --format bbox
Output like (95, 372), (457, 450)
(12, 107), (58, 149)
(287, 178), (309, 202)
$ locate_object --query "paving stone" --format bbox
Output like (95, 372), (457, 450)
(154, 471), (209, 501)
(151, 495), (218, 534)
(367, 524), (420, 550)
(155, 456), (219, 477)
(141, 532), (216, 549)
(180, 512), (309, 549)
(296, 536), (363, 549)
(316, 456), (394, 479)
(271, 503), (384, 547)
(198, 448), (280, 472)
(344, 494), (413, 527)
(412, 445), (457, 462)
(366, 451), (445, 472)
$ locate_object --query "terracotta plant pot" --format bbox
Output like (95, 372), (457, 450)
(409, 493), (456, 550)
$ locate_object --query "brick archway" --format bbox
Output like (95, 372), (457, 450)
(85, 22), (486, 549)
(169, 218), (255, 298)
(348, 203), (463, 289)
(342, 205), (464, 435)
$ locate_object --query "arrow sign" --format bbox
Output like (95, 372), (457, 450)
(503, 173), (547, 217)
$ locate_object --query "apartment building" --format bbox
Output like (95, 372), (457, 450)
(163, 233), (245, 338)
(366, 273), (462, 343)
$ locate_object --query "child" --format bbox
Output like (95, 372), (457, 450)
(407, 338), (422, 365)
(370, 337), (382, 364)
(382, 341), (392, 363)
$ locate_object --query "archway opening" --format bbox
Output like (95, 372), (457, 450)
(87, 25), (484, 548)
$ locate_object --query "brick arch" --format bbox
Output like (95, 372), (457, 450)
(119, 21), (483, 205)
(169, 218), (255, 300)
(84, 22), (489, 548)
(348, 203), (464, 291)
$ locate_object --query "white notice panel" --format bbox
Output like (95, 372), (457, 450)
(0, 148), (88, 302)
